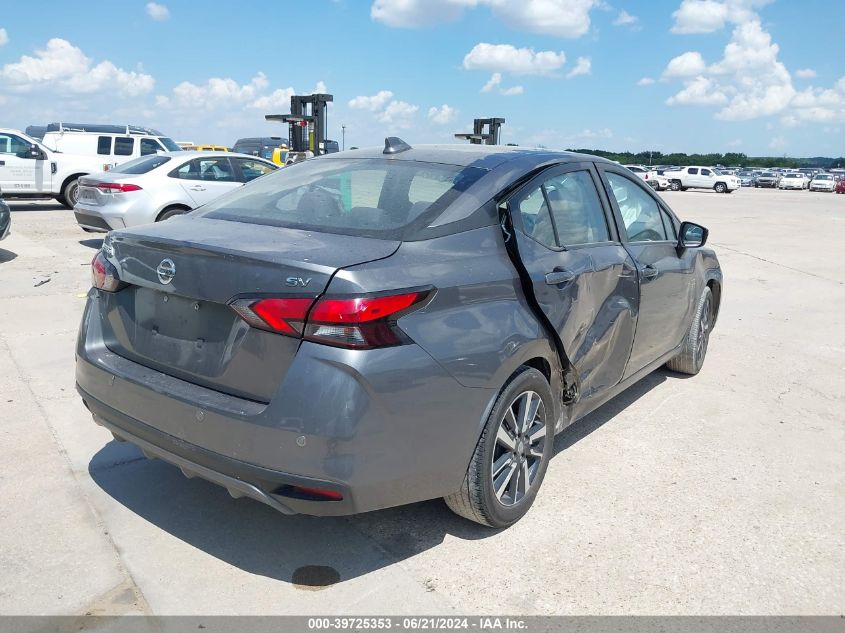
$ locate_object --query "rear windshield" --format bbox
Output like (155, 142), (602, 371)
(110, 155), (172, 174)
(196, 158), (487, 239)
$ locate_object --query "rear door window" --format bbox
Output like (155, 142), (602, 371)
(170, 157), (236, 182)
(687, 168), (698, 175)
(114, 137), (134, 156)
(97, 136), (112, 155)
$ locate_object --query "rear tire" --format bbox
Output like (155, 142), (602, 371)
(666, 286), (714, 376)
(444, 367), (554, 528)
(157, 206), (188, 221)
(670, 180), (681, 191)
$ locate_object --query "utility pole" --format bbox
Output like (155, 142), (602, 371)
(342, 125), (346, 151)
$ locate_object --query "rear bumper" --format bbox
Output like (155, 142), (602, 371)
(76, 291), (494, 516)
(78, 386), (353, 516)
(74, 211), (112, 232)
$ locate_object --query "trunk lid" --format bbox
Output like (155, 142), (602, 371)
(99, 216), (400, 402)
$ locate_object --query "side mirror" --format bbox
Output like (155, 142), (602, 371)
(28, 144), (46, 160)
(678, 221), (708, 249)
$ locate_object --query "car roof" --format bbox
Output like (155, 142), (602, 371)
(322, 143), (615, 170)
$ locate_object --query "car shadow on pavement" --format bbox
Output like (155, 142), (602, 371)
(88, 369), (673, 586)
(0, 248), (17, 263)
(79, 238), (104, 249)
(8, 201), (66, 212)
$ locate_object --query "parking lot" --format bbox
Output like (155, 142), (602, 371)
(0, 187), (843, 616)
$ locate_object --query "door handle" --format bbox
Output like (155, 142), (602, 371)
(0, 160), (5, 166)
(545, 270), (576, 285)
(188, 185), (206, 191)
(641, 265), (659, 280)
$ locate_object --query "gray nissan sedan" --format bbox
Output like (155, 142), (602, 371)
(76, 140), (722, 527)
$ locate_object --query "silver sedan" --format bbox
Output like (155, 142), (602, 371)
(73, 151), (277, 232)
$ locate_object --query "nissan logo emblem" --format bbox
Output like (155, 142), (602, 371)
(156, 258), (176, 285)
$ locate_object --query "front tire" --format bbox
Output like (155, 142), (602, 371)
(670, 180), (681, 191)
(444, 367), (554, 528)
(714, 182), (727, 193)
(666, 286), (714, 376)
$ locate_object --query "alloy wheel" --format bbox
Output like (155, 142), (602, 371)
(491, 390), (547, 507)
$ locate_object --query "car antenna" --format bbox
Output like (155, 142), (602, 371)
(383, 137), (412, 154)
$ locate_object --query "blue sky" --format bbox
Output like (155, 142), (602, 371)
(0, 0), (842, 156)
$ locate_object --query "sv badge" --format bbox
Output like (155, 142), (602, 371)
(285, 277), (312, 287)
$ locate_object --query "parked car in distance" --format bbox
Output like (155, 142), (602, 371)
(76, 141), (722, 528)
(835, 177), (845, 194)
(73, 151), (277, 232)
(624, 165), (669, 191)
(0, 127), (113, 208)
(808, 173), (835, 192)
(778, 172), (806, 190)
(754, 172), (779, 188)
(232, 137), (288, 159)
(663, 166), (740, 193)
(0, 188), (10, 241)
(736, 171), (756, 187)
(38, 123), (182, 166)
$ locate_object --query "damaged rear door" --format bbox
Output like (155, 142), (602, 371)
(506, 162), (638, 403)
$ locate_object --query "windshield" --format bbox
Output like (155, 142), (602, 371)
(109, 155), (172, 174)
(158, 137), (182, 152)
(761, 172), (775, 177)
(815, 174), (832, 180)
(711, 169), (723, 175)
(196, 158), (487, 239)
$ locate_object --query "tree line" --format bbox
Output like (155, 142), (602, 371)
(566, 149), (845, 169)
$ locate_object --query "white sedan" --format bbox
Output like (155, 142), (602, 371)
(778, 172), (806, 190)
(809, 173), (835, 192)
(73, 151), (277, 232)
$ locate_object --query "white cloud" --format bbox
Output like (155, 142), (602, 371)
(463, 43), (565, 76)
(666, 76), (728, 106)
(348, 90), (394, 111)
(638, 77), (656, 86)
(312, 80), (328, 94)
(566, 56), (591, 79)
(0, 38), (154, 97)
(571, 128), (613, 140)
(795, 68), (816, 79)
(167, 73), (270, 110)
(727, 138), (743, 147)
(671, 0), (771, 34)
(371, 0), (602, 38)
(0, 28), (8, 47)
(769, 136), (786, 150)
(376, 100), (419, 127)
(662, 51), (707, 78)
(481, 73), (502, 93)
(661, 17), (845, 126)
(252, 87), (296, 111)
(501, 85), (524, 96)
(428, 104), (458, 124)
(145, 2), (170, 21)
(613, 10), (638, 26)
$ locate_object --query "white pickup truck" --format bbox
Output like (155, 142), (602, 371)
(663, 166), (740, 193)
(0, 128), (109, 208)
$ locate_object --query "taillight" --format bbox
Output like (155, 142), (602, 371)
(305, 291), (429, 349)
(96, 182), (142, 193)
(229, 289), (432, 349)
(91, 251), (125, 292)
(229, 298), (312, 335)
